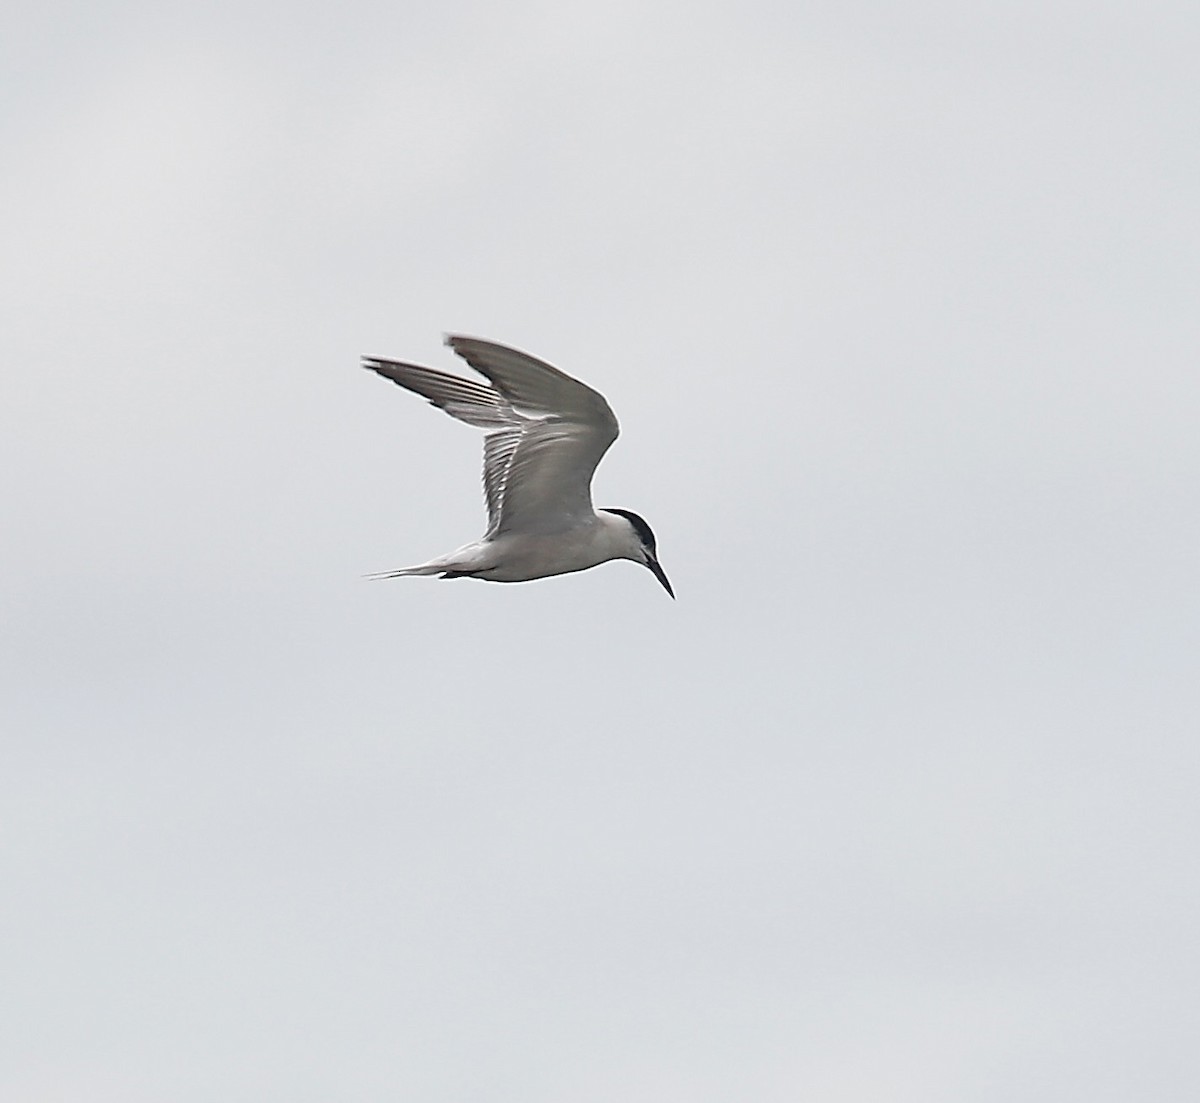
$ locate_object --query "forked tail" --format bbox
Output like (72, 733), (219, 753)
(363, 563), (448, 580)
(365, 560), (484, 581)
(366, 542), (489, 581)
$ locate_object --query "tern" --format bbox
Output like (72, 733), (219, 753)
(362, 335), (673, 597)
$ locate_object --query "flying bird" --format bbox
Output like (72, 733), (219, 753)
(361, 335), (673, 597)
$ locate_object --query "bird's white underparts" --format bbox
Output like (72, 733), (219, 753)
(361, 335), (673, 598)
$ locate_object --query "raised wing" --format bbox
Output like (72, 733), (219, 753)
(362, 355), (525, 530)
(362, 336), (620, 536)
(359, 359), (511, 429)
(445, 337), (619, 535)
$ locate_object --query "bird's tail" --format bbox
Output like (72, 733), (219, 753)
(364, 563), (448, 580)
(365, 542), (489, 581)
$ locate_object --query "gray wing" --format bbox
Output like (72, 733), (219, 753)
(362, 356), (527, 531)
(363, 337), (619, 536)
(445, 336), (620, 535)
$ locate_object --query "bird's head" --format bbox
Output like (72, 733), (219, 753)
(600, 508), (674, 599)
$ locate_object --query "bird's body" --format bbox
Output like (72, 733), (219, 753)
(362, 336), (673, 597)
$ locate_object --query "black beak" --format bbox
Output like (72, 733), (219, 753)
(646, 556), (675, 599)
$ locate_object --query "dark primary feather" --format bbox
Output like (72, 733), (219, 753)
(446, 335), (617, 428)
(361, 358), (510, 429)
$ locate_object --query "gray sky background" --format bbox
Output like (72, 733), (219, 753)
(3, 3), (1198, 1100)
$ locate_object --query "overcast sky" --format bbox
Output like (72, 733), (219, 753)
(3, 3), (1198, 1100)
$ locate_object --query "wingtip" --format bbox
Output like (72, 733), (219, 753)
(443, 333), (482, 353)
